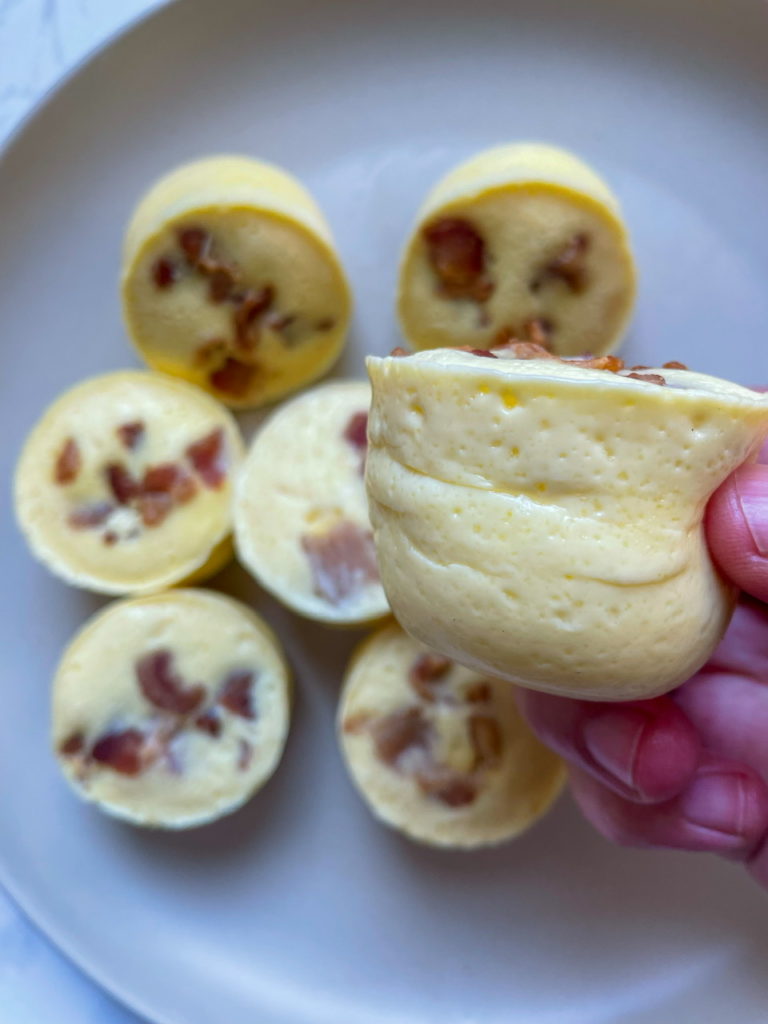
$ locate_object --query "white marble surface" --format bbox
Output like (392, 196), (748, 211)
(0, 5), (165, 1020)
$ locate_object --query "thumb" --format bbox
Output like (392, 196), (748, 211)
(707, 463), (768, 604)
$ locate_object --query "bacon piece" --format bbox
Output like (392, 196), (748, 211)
(390, 346), (410, 357)
(207, 266), (238, 304)
(456, 346), (498, 358)
(630, 365), (650, 371)
(301, 520), (379, 605)
(341, 712), (371, 735)
(152, 258), (178, 290)
(103, 530), (118, 547)
(464, 681), (492, 704)
(524, 317), (554, 348)
(370, 706), (431, 768)
(194, 710), (222, 737)
(116, 420), (145, 450)
(343, 411), (368, 452)
(186, 427), (226, 488)
(178, 226), (210, 265)
(422, 217), (494, 302)
(209, 357), (257, 399)
(59, 732), (85, 757)
(531, 232), (590, 293)
(663, 360), (688, 370)
(408, 653), (451, 703)
(54, 437), (81, 485)
(142, 463), (197, 504)
(569, 354), (624, 372)
(315, 317), (335, 331)
(469, 714), (503, 770)
(136, 649), (205, 715)
(105, 462), (140, 504)
(136, 492), (173, 528)
(416, 768), (477, 807)
(233, 285), (274, 349)
(626, 372), (666, 386)
(494, 340), (557, 360)
(90, 728), (147, 776)
(218, 671), (256, 720)
(67, 502), (113, 529)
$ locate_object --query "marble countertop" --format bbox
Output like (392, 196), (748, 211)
(0, 3), (163, 1019)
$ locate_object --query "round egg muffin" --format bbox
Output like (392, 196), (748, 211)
(235, 381), (388, 625)
(397, 142), (636, 356)
(121, 155), (352, 408)
(366, 346), (768, 701)
(14, 370), (244, 595)
(53, 589), (291, 829)
(338, 621), (565, 848)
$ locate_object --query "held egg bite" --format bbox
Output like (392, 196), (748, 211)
(338, 622), (565, 848)
(397, 143), (636, 356)
(14, 371), (244, 595)
(53, 590), (290, 829)
(234, 381), (389, 625)
(121, 156), (352, 408)
(366, 346), (768, 701)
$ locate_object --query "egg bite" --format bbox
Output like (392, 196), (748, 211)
(53, 589), (291, 829)
(338, 621), (565, 847)
(397, 143), (636, 356)
(121, 155), (352, 408)
(366, 346), (768, 701)
(234, 380), (388, 625)
(14, 370), (244, 595)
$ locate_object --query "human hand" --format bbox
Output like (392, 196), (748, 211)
(519, 449), (768, 887)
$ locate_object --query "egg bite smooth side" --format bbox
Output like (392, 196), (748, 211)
(338, 621), (565, 848)
(121, 155), (352, 408)
(53, 589), (291, 829)
(366, 347), (768, 701)
(14, 370), (244, 595)
(234, 380), (389, 626)
(397, 142), (636, 356)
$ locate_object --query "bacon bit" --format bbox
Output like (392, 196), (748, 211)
(531, 232), (590, 293)
(178, 226), (210, 265)
(494, 340), (557, 360)
(422, 217), (494, 302)
(663, 360), (688, 370)
(186, 427), (226, 488)
(630, 365), (650, 371)
(342, 711), (371, 735)
(265, 312), (299, 342)
(315, 317), (335, 331)
(343, 411), (368, 452)
(142, 463), (197, 504)
(370, 706), (431, 768)
(136, 491), (173, 528)
(301, 520), (379, 605)
(116, 420), (145, 450)
(237, 740), (253, 771)
(570, 354), (625, 372)
(390, 346), (410, 357)
(54, 437), (81, 485)
(207, 266), (238, 304)
(456, 346), (498, 358)
(209, 357), (257, 398)
(194, 710), (222, 737)
(408, 653), (451, 703)
(464, 681), (492, 704)
(90, 728), (147, 776)
(524, 317), (554, 348)
(136, 649), (205, 715)
(233, 286), (274, 349)
(218, 670), (256, 719)
(68, 502), (113, 529)
(59, 732), (85, 757)
(626, 372), (667, 386)
(103, 531), (118, 546)
(105, 462), (140, 504)
(416, 769), (477, 807)
(469, 714), (503, 770)
(152, 258), (178, 290)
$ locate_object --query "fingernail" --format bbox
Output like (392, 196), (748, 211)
(681, 771), (746, 836)
(582, 709), (648, 792)
(735, 466), (768, 556)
